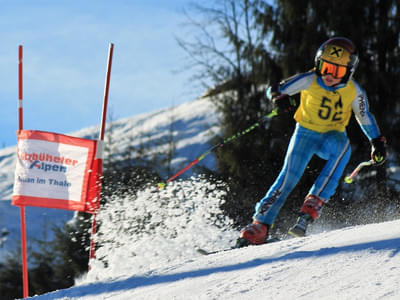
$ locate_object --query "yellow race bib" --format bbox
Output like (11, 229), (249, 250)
(294, 78), (356, 132)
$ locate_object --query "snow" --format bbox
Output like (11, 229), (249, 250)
(0, 146), (16, 200)
(87, 177), (237, 280)
(27, 177), (400, 300)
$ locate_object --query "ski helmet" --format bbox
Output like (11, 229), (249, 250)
(315, 37), (359, 84)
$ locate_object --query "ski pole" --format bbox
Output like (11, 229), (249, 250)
(158, 108), (279, 189)
(344, 159), (374, 183)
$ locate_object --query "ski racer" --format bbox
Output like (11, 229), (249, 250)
(239, 37), (388, 245)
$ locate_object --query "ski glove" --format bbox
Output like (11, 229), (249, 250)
(370, 135), (388, 165)
(271, 92), (297, 113)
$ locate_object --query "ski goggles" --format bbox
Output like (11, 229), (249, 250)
(319, 60), (347, 79)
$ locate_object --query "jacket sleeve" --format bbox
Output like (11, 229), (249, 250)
(266, 71), (314, 101)
(351, 81), (381, 140)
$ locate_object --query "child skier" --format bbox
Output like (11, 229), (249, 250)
(239, 37), (387, 245)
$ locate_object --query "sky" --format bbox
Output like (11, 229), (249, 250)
(0, 0), (208, 148)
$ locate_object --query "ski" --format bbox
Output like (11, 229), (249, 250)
(197, 237), (281, 256)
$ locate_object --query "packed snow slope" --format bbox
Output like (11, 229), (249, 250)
(30, 221), (400, 299)
(28, 178), (400, 300)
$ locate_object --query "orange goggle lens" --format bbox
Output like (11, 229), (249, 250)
(319, 61), (347, 79)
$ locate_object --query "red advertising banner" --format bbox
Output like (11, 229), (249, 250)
(12, 130), (100, 213)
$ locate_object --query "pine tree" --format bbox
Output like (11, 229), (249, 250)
(0, 252), (24, 299)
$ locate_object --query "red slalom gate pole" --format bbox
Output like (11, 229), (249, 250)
(20, 206), (28, 298)
(99, 43), (114, 142)
(18, 45), (29, 298)
(19, 45), (23, 130)
(89, 43), (114, 266)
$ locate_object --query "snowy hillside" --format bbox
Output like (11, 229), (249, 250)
(0, 146), (16, 200)
(0, 96), (221, 261)
(0, 95), (221, 201)
(29, 176), (400, 300)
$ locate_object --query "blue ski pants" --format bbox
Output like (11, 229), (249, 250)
(254, 123), (351, 225)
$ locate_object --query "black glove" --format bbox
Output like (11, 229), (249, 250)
(271, 93), (296, 113)
(370, 135), (388, 165)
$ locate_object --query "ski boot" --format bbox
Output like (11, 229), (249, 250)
(288, 213), (313, 237)
(289, 194), (324, 237)
(235, 221), (269, 248)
